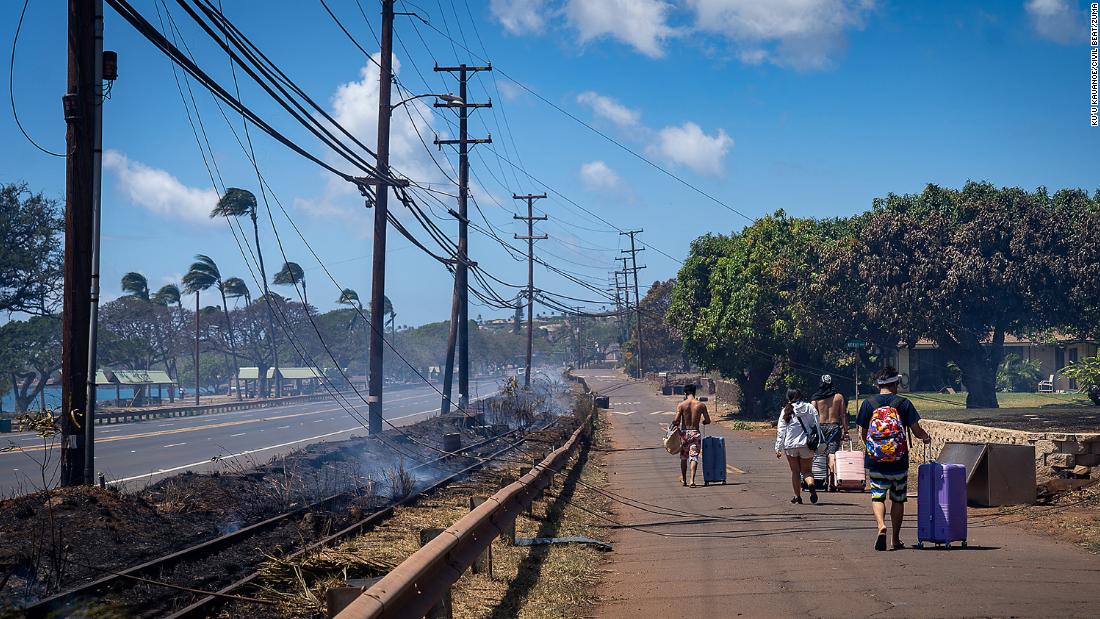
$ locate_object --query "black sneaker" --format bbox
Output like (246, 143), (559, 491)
(790, 496), (803, 504)
(809, 488), (819, 504)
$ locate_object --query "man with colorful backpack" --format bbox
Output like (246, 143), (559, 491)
(857, 366), (932, 551)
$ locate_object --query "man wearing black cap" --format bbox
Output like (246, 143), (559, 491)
(856, 366), (932, 551)
(811, 374), (848, 490)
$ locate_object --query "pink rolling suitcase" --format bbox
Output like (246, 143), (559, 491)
(834, 441), (865, 491)
(916, 459), (968, 549)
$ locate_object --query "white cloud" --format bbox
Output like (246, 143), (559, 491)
(103, 150), (219, 225)
(579, 160), (622, 192)
(491, 0), (549, 34)
(496, 80), (525, 101)
(650, 122), (733, 176)
(565, 0), (675, 58)
(329, 53), (441, 184)
(297, 53), (445, 234)
(577, 90), (734, 176)
(576, 91), (642, 128)
(688, 0), (875, 70)
(1025, 0), (1083, 44)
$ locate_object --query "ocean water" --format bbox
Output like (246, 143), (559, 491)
(1, 386), (144, 412)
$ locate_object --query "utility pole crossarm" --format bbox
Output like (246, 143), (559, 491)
(434, 64), (493, 73)
(434, 136), (492, 147)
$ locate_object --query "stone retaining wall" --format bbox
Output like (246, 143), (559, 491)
(920, 419), (1100, 481)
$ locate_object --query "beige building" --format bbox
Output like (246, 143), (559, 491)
(897, 334), (1097, 393)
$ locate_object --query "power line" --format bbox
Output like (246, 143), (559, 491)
(9, 0), (65, 158)
(411, 16), (756, 225)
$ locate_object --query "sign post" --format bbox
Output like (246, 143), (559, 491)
(846, 339), (867, 419)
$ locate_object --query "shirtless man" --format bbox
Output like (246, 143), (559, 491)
(672, 384), (711, 487)
(811, 374), (848, 489)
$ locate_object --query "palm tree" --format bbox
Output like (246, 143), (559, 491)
(212, 188), (279, 397)
(183, 255), (241, 400)
(151, 284), (180, 307)
(224, 277), (251, 307)
(120, 272), (150, 301)
(273, 261), (308, 309)
(338, 288), (362, 331)
(151, 284), (182, 387)
(337, 287), (362, 310)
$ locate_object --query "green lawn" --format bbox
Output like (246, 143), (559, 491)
(847, 391), (1091, 414)
(846, 391), (1099, 433)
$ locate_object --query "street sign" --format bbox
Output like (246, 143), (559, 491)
(624, 351), (633, 360)
(846, 338), (867, 349)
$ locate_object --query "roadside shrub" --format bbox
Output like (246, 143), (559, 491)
(996, 354), (1042, 392)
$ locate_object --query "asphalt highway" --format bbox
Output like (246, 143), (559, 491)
(0, 378), (503, 496)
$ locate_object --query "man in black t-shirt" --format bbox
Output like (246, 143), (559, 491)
(856, 366), (931, 551)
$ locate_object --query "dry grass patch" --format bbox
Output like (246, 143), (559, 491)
(451, 418), (610, 619)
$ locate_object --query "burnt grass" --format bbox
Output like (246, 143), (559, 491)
(0, 408), (546, 617)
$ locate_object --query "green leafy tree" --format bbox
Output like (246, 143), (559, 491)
(854, 183), (1077, 408)
(0, 316), (62, 412)
(0, 183), (62, 315)
(669, 213), (847, 416)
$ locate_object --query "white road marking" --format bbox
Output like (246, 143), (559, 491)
(611, 411), (636, 416)
(390, 408), (438, 421)
(163, 442), (187, 448)
(108, 426), (360, 484)
(312, 419), (324, 423)
(276, 425), (290, 430)
(229, 432), (247, 438)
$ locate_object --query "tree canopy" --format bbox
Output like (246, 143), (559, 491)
(670, 183), (1100, 412)
(0, 183), (62, 316)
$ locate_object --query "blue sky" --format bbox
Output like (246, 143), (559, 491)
(3, 0), (1095, 325)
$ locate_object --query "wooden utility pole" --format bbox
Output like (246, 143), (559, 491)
(60, 0), (103, 486)
(512, 194), (547, 388)
(610, 271), (626, 345)
(434, 63), (491, 410)
(620, 231), (646, 379)
(365, 0), (396, 435)
(194, 292), (200, 406)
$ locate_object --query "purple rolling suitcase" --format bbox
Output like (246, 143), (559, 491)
(916, 461), (967, 549)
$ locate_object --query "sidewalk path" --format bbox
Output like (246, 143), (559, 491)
(582, 371), (1100, 618)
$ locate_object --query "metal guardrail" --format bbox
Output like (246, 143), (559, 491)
(92, 392), (334, 424)
(333, 412), (594, 619)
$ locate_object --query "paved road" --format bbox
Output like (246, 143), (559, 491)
(0, 378), (504, 496)
(579, 370), (1100, 618)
